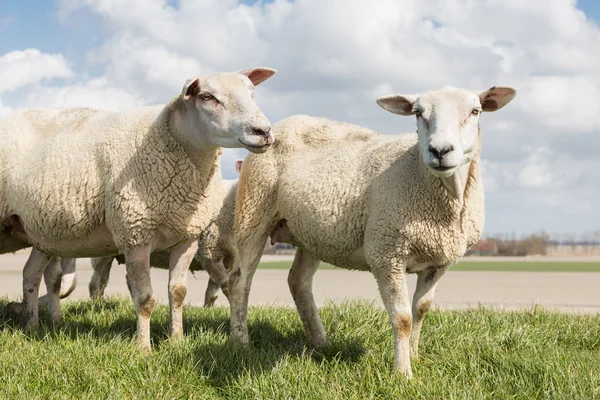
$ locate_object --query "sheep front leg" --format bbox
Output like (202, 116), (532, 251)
(410, 266), (447, 360)
(288, 248), (326, 348)
(229, 233), (268, 345)
(42, 256), (63, 324)
(371, 261), (413, 378)
(22, 247), (52, 332)
(89, 257), (115, 298)
(124, 244), (154, 353)
(168, 239), (199, 340)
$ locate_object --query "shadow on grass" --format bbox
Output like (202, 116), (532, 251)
(0, 297), (366, 389)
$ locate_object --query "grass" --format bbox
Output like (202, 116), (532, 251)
(258, 260), (600, 272)
(0, 298), (599, 399)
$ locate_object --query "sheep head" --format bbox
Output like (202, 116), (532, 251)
(181, 67), (277, 154)
(376, 86), (517, 177)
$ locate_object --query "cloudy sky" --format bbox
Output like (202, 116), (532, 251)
(0, 0), (598, 238)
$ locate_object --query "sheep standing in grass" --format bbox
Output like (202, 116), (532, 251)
(88, 159), (244, 307)
(0, 68), (276, 351)
(228, 86), (517, 377)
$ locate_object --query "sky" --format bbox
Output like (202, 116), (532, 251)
(0, 0), (598, 239)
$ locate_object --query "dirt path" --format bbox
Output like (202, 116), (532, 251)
(1, 253), (598, 313)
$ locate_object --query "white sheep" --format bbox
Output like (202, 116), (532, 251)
(87, 159), (244, 307)
(228, 86), (517, 377)
(0, 67), (276, 351)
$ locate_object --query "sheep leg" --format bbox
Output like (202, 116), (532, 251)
(168, 238), (200, 340)
(58, 257), (77, 299)
(288, 248), (326, 347)
(89, 256), (115, 298)
(22, 247), (52, 332)
(371, 262), (413, 378)
(38, 257), (59, 310)
(204, 278), (221, 307)
(410, 266), (447, 360)
(42, 256), (63, 324)
(202, 257), (229, 305)
(124, 244), (154, 353)
(229, 233), (268, 345)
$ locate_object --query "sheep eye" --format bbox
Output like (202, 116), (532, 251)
(200, 93), (214, 101)
(414, 109), (422, 117)
(471, 109), (480, 116)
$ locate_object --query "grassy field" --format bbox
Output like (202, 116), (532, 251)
(0, 298), (598, 399)
(258, 260), (600, 272)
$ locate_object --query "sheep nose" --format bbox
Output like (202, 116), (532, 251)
(252, 126), (271, 144)
(252, 126), (271, 137)
(428, 145), (453, 160)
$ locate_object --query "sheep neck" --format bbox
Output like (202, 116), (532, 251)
(422, 130), (482, 227)
(165, 96), (221, 175)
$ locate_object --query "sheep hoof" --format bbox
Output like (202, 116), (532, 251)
(204, 295), (218, 308)
(308, 336), (328, 349)
(393, 364), (413, 379)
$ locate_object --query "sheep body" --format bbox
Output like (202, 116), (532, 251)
(237, 114), (483, 269)
(0, 101), (222, 254)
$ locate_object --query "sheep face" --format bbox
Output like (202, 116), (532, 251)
(376, 86), (517, 177)
(182, 68), (276, 154)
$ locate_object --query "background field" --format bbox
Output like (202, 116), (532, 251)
(258, 260), (600, 272)
(0, 298), (598, 399)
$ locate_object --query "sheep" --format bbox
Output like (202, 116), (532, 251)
(0, 67), (276, 351)
(87, 159), (245, 307)
(228, 85), (517, 377)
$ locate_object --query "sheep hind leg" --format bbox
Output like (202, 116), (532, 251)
(371, 260), (413, 378)
(229, 232), (269, 345)
(202, 257), (229, 307)
(42, 256), (63, 325)
(204, 278), (220, 307)
(89, 257), (115, 299)
(288, 248), (326, 348)
(410, 265), (447, 360)
(58, 258), (77, 299)
(22, 247), (52, 332)
(168, 238), (200, 340)
(124, 244), (154, 353)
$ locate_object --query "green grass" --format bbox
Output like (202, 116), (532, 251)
(1, 298), (599, 399)
(258, 260), (600, 272)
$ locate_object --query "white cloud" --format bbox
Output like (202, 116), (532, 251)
(0, 0), (598, 234)
(20, 77), (143, 110)
(0, 49), (73, 94)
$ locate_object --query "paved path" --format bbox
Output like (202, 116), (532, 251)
(1, 253), (599, 313)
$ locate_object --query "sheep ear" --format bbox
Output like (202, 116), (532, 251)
(376, 94), (417, 116)
(182, 78), (200, 100)
(479, 86), (517, 112)
(235, 159), (243, 174)
(238, 67), (277, 86)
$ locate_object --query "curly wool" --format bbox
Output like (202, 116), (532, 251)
(236, 115), (484, 271)
(92, 177), (238, 270)
(0, 97), (224, 254)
